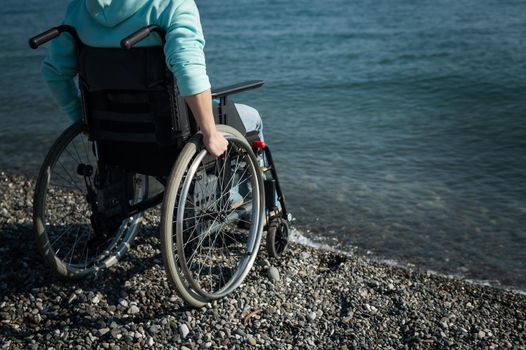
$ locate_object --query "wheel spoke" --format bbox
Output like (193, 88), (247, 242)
(55, 161), (84, 192)
(49, 224), (76, 248)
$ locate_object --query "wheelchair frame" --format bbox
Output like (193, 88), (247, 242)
(30, 24), (291, 306)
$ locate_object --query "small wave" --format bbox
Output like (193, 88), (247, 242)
(289, 227), (354, 257)
(290, 226), (526, 295)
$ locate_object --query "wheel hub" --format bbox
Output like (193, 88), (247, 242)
(77, 163), (93, 177)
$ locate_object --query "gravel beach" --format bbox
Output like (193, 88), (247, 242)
(1, 172), (525, 349)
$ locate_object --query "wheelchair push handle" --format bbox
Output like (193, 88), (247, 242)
(29, 27), (61, 49)
(121, 25), (166, 49)
(29, 25), (80, 49)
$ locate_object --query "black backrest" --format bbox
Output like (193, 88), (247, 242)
(78, 45), (194, 176)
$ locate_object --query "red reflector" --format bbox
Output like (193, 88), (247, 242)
(252, 140), (266, 149)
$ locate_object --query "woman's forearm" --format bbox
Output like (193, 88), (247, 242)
(184, 89), (216, 137)
(184, 89), (228, 156)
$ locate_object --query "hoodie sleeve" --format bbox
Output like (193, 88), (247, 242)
(41, 30), (82, 123)
(162, 0), (211, 97)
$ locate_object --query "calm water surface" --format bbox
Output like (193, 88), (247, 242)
(1, 0), (525, 289)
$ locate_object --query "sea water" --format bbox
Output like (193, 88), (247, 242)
(0, 0), (525, 289)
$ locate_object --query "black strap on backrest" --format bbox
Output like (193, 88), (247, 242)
(78, 45), (192, 146)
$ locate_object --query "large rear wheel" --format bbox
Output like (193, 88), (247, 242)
(161, 125), (265, 306)
(33, 123), (146, 278)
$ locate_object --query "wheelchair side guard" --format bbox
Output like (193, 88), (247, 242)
(212, 100), (246, 136)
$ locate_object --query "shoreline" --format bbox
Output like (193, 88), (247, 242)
(2, 167), (525, 295)
(290, 229), (526, 297)
(1, 173), (525, 348)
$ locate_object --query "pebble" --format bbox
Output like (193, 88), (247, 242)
(440, 319), (448, 329)
(111, 329), (121, 339)
(235, 328), (247, 337)
(307, 311), (317, 321)
(149, 324), (160, 335)
(0, 174), (525, 350)
(267, 266), (280, 282)
(179, 324), (190, 339)
(359, 288), (369, 298)
(365, 304), (377, 313)
(67, 294), (77, 304)
(247, 336), (257, 346)
(127, 305), (140, 315)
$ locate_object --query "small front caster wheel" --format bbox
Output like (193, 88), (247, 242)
(266, 219), (289, 258)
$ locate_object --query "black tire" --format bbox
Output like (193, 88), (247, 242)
(33, 123), (145, 278)
(161, 125), (265, 306)
(266, 219), (290, 258)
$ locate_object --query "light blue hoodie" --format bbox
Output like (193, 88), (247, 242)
(42, 0), (211, 122)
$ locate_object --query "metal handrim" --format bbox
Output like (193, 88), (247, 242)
(175, 137), (262, 299)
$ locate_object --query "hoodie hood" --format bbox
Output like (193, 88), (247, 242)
(85, 0), (149, 27)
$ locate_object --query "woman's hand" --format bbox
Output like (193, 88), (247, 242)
(203, 130), (228, 157)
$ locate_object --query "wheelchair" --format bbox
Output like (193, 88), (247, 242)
(29, 25), (291, 307)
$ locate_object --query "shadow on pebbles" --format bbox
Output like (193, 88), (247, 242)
(1, 173), (525, 349)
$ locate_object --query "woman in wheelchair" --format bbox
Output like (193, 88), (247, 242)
(30, 0), (290, 307)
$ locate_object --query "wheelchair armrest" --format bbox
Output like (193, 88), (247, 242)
(211, 80), (264, 99)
